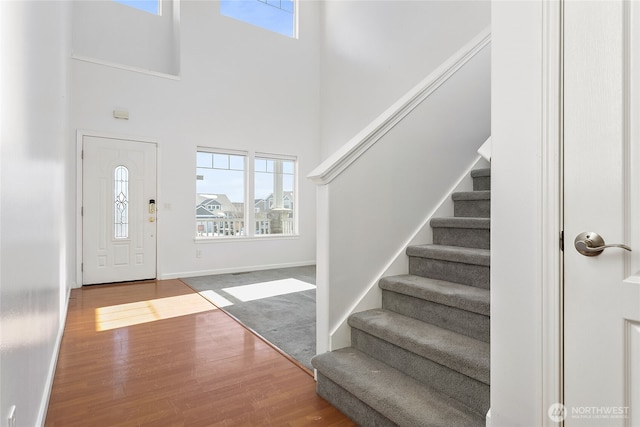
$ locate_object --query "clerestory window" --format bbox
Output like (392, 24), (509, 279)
(112, 0), (161, 15)
(220, 0), (297, 38)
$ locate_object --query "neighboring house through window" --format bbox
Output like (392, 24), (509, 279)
(254, 156), (295, 235)
(196, 150), (246, 237)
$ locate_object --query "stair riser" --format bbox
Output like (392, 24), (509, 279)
(382, 290), (490, 342)
(316, 374), (394, 427)
(473, 176), (491, 191)
(352, 330), (490, 416)
(409, 257), (490, 289)
(454, 199), (490, 218)
(432, 227), (490, 249)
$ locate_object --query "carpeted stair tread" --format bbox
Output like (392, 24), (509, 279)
(452, 190), (490, 201)
(407, 244), (490, 266)
(379, 274), (489, 316)
(430, 217), (490, 229)
(470, 168), (491, 178)
(349, 309), (489, 384)
(311, 348), (485, 427)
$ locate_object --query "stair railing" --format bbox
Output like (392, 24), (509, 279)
(309, 27), (491, 354)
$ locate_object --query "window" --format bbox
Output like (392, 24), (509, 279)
(254, 156), (295, 235)
(220, 0), (297, 38)
(196, 149), (297, 238)
(114, 166), (129, 239)
(196, 150), (246, 237)
(112, 0), (161, 15)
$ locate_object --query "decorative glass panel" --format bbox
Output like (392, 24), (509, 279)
(114, 166), (129, 239)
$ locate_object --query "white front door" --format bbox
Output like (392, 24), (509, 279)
(82, 136), (157, 285)
(564, 1), (640, 425)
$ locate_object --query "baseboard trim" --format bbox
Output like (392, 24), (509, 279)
(36, 284), (72, 426)
(159, 260), (316, 280)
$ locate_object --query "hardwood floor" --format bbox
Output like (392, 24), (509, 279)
(45, 279), (355, 427)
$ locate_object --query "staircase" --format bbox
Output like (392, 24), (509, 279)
(311, 167), (491, 427)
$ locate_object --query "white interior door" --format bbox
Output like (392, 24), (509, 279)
(82, 136), (157, 285)
(564, 1), (640, 425)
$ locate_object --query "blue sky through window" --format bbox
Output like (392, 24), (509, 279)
(112, 0), (160, 15)
(221, 0), (296, 38)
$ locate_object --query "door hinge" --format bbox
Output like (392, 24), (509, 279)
(81, 206), (83, 216)
(81, 263), (83, 272)
(81, 150), (84, 159)
(560, 230), (564, 251)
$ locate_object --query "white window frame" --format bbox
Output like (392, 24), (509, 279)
(195, 148), (298, 241)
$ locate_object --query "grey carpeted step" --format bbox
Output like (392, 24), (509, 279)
(316, 372), (396, 427)
(379, 274), (489, 316)
(452, 190), (490, 218)
(470, 168), (491, 191)
(407, 245), (490, 289)
(349, 309), (489, 384)
(382, 290), (489, 342)
(312, 348), (486, 427)
(349, 309), (490, 414)
(431, 217), (490, 249)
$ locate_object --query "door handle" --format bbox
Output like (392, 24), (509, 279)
(574, 231), (631, 257)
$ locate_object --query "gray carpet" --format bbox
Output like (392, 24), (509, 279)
(181, 266), (316, 370)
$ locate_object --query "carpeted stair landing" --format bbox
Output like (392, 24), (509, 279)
(312, 167), (491, 427)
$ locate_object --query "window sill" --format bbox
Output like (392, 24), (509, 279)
(194, 234), (301, 244)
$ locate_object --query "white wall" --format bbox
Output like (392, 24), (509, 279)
(0, 1), (73, 426)
(491, 1), (546, 425)
(319, 0), (491, 159)
(73, 0), (179, 75)
(71, 0), (320, 281)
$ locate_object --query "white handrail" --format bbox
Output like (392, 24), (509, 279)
(308, 26), (491, 185)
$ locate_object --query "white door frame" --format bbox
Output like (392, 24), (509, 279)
(75, 130), (159, 288)
(540, 1), (563, 423)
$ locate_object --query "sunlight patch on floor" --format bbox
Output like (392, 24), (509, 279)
(95, 293), (216, 331)
(222, 278), (316, 302)
(198, 289), (234, 308)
